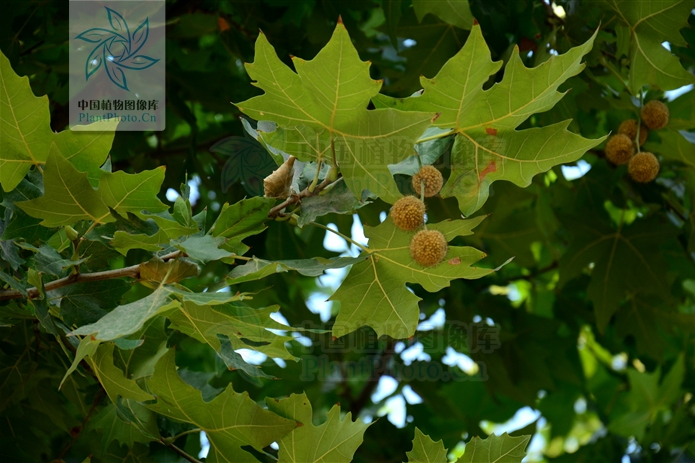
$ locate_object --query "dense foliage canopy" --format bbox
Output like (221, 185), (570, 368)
(1, 0), (695, 462)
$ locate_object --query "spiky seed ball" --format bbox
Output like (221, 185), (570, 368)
(641, 100), (669, 130)
(605, 134), (635, 165)
(390, 196), (425, 231)
(628, 152), (660, 183)
(410, 230), (448, 267)
(618, 119), (648, 146)
(412, 165), (444, 197)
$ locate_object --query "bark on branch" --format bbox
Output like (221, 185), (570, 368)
(0, 251), (180, 301)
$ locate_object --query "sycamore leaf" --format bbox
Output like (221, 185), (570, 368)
(228, 256), (365, 283)
(648, 128), (695, 168)
(236, 23), (435, 204)
(109, 210), (199, 255)
(146, 350), (296, 463)
(412, 0), (474, 30)
(373, 25), (603, 215)
(70, 286), (180, 341)
(405, 428), (448, 463)
(296, 180), (375, 227)
(88, 344), (153, 403)
(457, 433), (530, 463)
(167, 301), (295, 360)
(89, 401), (159, 454)
(175, 235), (234, 264)
(331, 216), (494, 339)
(210, 197), (275, 254)
(0, 49), (54, 192)
(266, 392), (371, 463)
(139, 257), (200, 284)
(217, 334), (276, 384)
(604, 0), (695, 94)
(56, 279), (131, 327)
(609, 355), (684, 440)
(52, 120), (119, 185)
(558, 215), (676, 333)
(18, 147), (167, 227)
(0, 49), (119, 191)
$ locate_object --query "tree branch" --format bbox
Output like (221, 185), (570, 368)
(349, 340), (396, 416)
(267, 174), (336, 219)
(162, 441), (203, 463)
(0, 251), (181, 301)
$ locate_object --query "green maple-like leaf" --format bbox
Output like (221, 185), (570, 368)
(609, 355), (684, 440)
(412, 0), (473, 30)
(266, 392), (371, 463)
(167, 301), (295, 360)
(228, 256), (364, 283)
(331, 216), (494, 339)
(18, 147), (168, 227)
(88, 344), (154, 403)
(210, 196), (275, 254)
(0, 49), (54, 192)
(109, 210), (199, 255)
(1, 49), (119, 192)
(89, 401), (160, 455)
(605, 0), (695, 94)
(374, 24), (604, 215)
(236, 23), (435, 204)
(558, 214), (676, 333)
(70, 287), (181, 341)
(457, 433), (530, 463)
(405, 428), (448, 463)
(146, 350), (296, 463)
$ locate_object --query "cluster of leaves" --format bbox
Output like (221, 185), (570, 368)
(1, 0), (695, 462)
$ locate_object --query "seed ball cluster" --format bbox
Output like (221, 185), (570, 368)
(390, 196), (425, 231)
(641, 100), (670, 130)
(628, 152), (660, 183)
(618, 119), (648, 146)
(606, 100), (668, 183)
(410, 230), (448, 267)
(412, 165), (443, 197)
(605, 134), (635, 165)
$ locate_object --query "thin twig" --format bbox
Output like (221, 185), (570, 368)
(163, 441), (203, 463)
(55, 388), (106, 460)
(267, 174), (334, 219)
(0, 251), (180, 301)
(349, 340), (396, 416)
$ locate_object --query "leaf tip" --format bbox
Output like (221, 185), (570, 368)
(473, 18), (479, 26)
(337, 15), (343, 24)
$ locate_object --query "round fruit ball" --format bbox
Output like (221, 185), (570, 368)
(628, 152), (660, 183)
(641, 100), (669, 130)
(412, 165), (444, 197)
(618, 119), (648, 146)
(390, 196), (425, 231)
(605, 134), (635, 165)
(410, 230), (448, 267)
